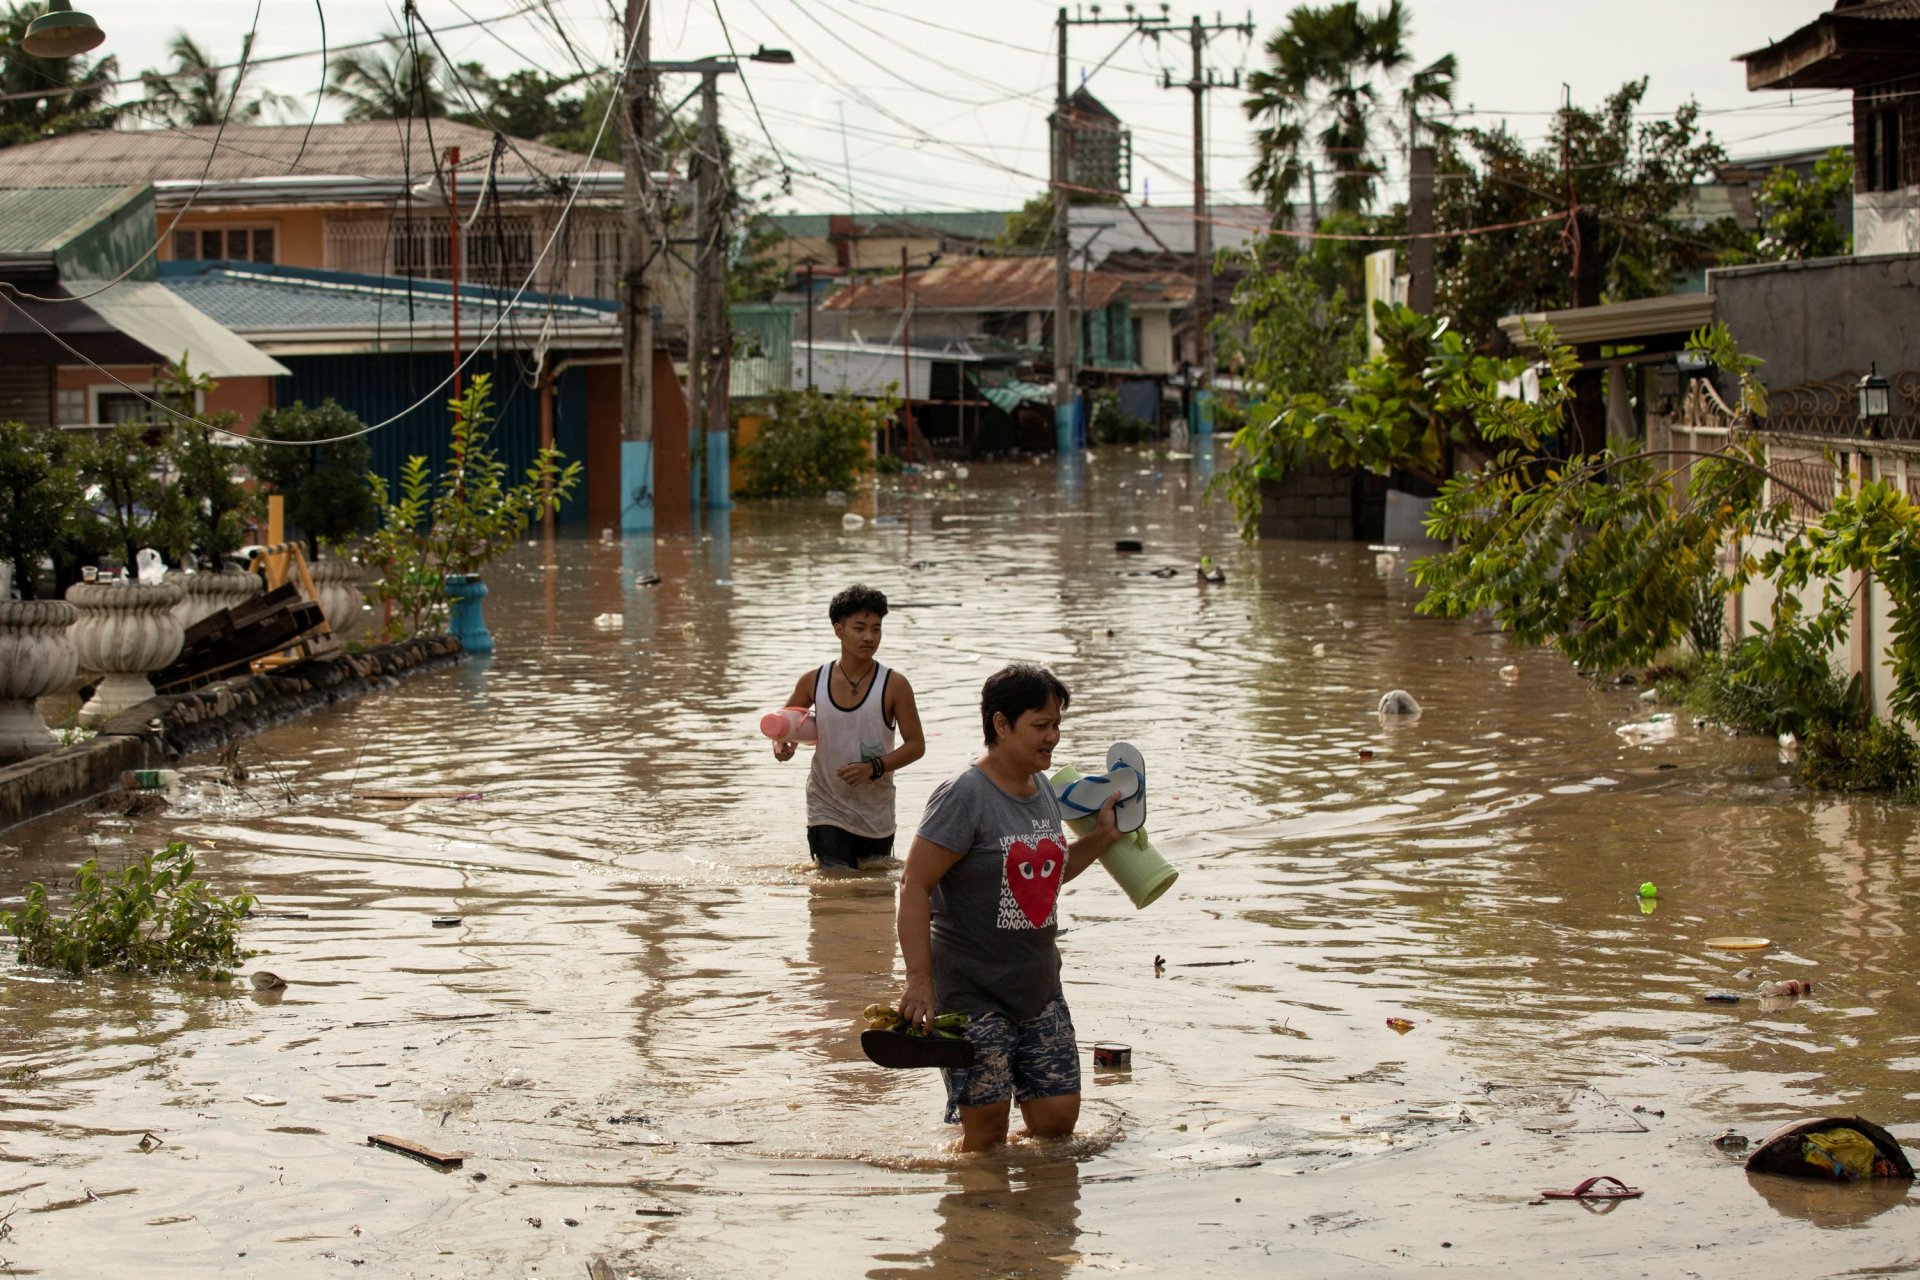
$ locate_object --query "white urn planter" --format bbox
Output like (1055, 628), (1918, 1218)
(308, 559), (369, 643)
(170, 567), (264, 632)
(0, 599), (79, 762)
(67, 581), (185, 728)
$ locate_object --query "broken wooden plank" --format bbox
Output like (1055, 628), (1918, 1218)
(366, 1133), (464, 1169)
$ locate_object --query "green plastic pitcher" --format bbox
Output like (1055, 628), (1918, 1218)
(1050, 765), (1179, 909)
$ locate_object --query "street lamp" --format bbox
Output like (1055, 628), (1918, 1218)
(1858, 363), (1891, 438)
(20, 0), (104, 58)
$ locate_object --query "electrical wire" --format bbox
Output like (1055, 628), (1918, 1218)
(709, 0), (793, 188)
(8, 0), (651, 448)
(288, 0), (326, 172)
(0, 0), (560, 104)
(0, 0), (267, 305)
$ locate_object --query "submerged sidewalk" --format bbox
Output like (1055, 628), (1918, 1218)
(0, 636), (462, 832)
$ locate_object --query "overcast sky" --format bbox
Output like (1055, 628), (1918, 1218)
(89, 1), (1854, 215)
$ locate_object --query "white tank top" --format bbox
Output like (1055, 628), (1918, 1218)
(806, 660), (897, 837)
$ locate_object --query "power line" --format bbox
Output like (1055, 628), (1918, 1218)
(0, 0), (269, 304)
(0, 0), (559, 104)
(709, 0), (792, 188)
(4, 0), (650, 448)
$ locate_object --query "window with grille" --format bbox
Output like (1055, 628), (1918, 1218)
(388, 215), (537, 289)
(173, 227), (275, 263)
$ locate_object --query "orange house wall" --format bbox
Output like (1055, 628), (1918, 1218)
(585, 363), (621, 533)
(54, 365), (275, 428)
(159, 206), (331, 269)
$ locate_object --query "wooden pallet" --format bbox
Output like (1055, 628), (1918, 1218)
(154, 581), (328, 691)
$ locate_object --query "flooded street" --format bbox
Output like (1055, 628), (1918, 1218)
(3, 442), (1917, 1278)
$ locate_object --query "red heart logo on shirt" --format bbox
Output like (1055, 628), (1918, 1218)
(1004, 837), (1065, 928)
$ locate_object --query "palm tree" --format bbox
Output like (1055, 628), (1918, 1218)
(140, 32), (298, 127)
(0, 1), (120, 147)
(1243, 1), (1455, 224)
(325, 36), (446, 121)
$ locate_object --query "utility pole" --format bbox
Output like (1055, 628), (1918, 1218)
(1052, 8), (1070, 421)
(688, 70), (731, 515)
(1162, 12), (1252, 389)
(1053, 5), (1172, 437)
(446, 146), (462, 401)
(1406, 104), (1435, 316)
(900, 244), (913, 464)
(619, 0), (655, 533)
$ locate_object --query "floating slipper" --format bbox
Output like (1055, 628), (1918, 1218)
(860, 1028), (975, 1070)
(1106, 742), (1147, 834)
(1052, 765), (1141, 821)
(1540, 1175), (1643, 1201)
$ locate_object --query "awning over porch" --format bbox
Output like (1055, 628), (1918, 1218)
(970, 372), (1053, 414)
(0, 280), (289, 377)
(68, 279), (290, 378)
(1497, 291), (1716, 356)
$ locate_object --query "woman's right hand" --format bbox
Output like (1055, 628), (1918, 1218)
(898, 973), (937, 1032)
(772, 739), (796, 762)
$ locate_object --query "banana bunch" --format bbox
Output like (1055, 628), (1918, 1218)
(863, 1002), (968, 1038)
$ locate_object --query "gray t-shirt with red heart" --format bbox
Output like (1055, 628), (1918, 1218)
(917, 763), (1069, 1024)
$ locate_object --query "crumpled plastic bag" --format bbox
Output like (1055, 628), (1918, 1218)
(1802, 1127), (1881, 1181)
(135, 547), (167, 585)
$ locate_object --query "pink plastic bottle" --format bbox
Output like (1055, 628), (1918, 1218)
(759, 707), (818, 743)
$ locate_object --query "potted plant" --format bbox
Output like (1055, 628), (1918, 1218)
(250, 398), (377, 641)
(0, 421), (84, 760)
(155, 358), (265, 629)
(364, 374), (579, 654)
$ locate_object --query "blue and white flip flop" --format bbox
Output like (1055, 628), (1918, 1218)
(1107, 742), (1147, 833)
(1054, 763), (1140, 821)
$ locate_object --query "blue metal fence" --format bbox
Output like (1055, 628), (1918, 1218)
(274, 352), (591, 528)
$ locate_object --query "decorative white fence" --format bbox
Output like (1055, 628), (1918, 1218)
(324, 208), (623, 300)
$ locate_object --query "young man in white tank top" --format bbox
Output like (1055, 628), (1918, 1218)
(772, 584), (926, 868)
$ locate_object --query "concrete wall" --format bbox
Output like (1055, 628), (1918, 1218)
(1713, 253), (1920, 390)
(1137, 309), (1175, 376)
(1856, 191), (1920, 257)
(1256, 458), (1386, 541)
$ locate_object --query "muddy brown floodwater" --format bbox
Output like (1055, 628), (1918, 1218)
(3, 443), (1918, 1278)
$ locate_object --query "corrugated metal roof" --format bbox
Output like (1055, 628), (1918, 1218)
(158, 260), (615, 344)
(769, 210), (1012, 241)
(1068, 204), (1270, 262)
(823, 254), (1193, 313)
(0, 184), (144, 255)
(0, 121), (616, 189)
(1838, 0), (1920, 18)
(70, 280), (290, 377)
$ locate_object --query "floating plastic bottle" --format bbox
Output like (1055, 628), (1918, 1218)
(121, 769), (180, 791)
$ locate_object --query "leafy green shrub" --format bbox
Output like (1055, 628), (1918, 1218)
(361, 374), (580, 641)
(0, 841), (255, 979)
(156, 359), (260, 570)
(250, 398), (376, 560)
(0, 419), (85, 598)
(73, 421), (190, 574)
(1687, 626), (1860, 738)
(738, 388), (893, 498)
(1801, 719), (1919, 794)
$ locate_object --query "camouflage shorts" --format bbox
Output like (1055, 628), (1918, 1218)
(942, 995), (1080, 1123)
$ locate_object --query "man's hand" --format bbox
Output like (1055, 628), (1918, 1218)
(836, 759), (877, 786)
(772, 740), (797, 762)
